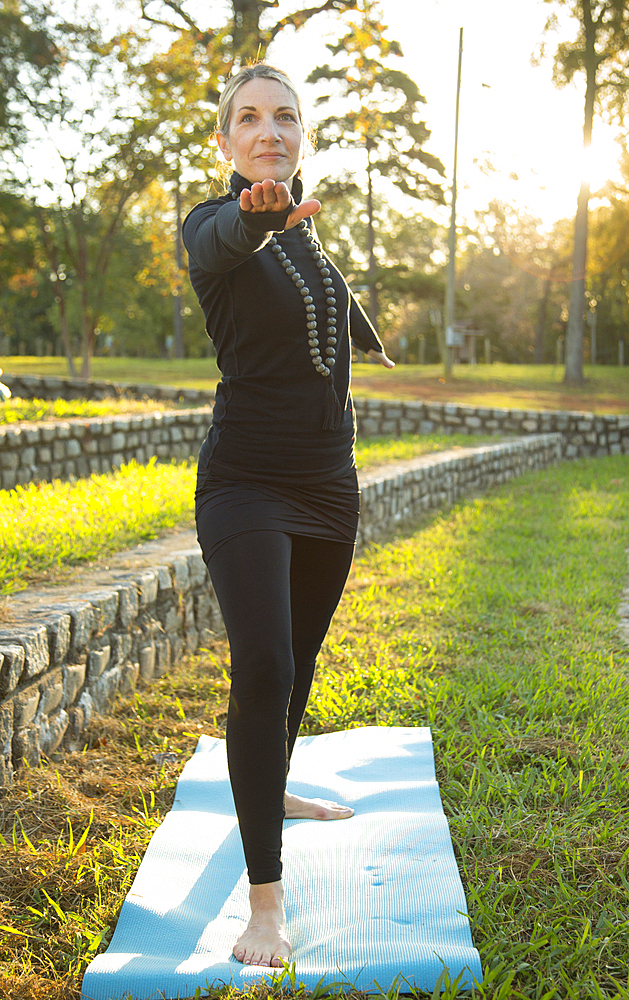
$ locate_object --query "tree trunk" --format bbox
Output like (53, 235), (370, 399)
(232, 0), (265, 62)
(173, 178), (185, 359)
(534, 276), (552, 364)
(564, 0), (597, 386)
(57, 292), (77, 378)
(366, 154), (378, 334)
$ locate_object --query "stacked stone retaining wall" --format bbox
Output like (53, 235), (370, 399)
(352, 398), (629, 459)
(0, 409), (211, 491)
(2, 393), (628, 491)
(1, 372), (214, 406)
(0, 433), (562, 787)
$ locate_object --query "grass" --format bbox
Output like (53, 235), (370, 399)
(1, 454), (628, 998)
(0, 459), (197, 595)
(3, 357), (629, 414)
(0, 397), (196, 425)
(0, 434), (487, 595)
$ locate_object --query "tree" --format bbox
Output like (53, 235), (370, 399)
(306, 0), (445, 331)
(543, 0), (629, 383)
(313, 185), (444, 359)
(138, 0), (359, 66)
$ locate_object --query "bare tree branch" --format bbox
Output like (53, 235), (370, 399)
(267, 0), (358, 43)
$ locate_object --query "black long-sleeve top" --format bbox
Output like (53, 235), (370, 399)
(182, 172), (383, 484)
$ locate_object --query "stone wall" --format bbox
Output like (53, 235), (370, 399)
(2, 393), (628, 492)
(353, 398), (629, 459)
(0, 409), (211, 491)
(356, 434), (562, 547)
(1, 372), (214, 406)
(0, 433), (561, 787)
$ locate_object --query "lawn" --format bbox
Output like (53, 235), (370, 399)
(0, 397), (188, 425)
(1, 454), (628, 998)
(3, 357), (629, 414)
(0, 434), (489, 595)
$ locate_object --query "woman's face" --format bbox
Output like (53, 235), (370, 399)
(217, 78), (304, 186)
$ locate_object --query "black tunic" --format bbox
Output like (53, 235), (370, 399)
(183, 172), (383, 558)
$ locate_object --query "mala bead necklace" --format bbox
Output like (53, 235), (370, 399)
(268, 219), (342, 431)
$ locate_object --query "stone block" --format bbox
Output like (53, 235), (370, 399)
(110, 432), (126, 451)
(155, 565), (174, 592)
(38, 668), (64, 716)
(64, 602), (96, 653)
(83, 590), (119, 632)
(357, 418), (380, 437)
(111, 633), (133, 666)
(116, 583), (139, 628)
(63, 662), (86, 707)
(0, 701), (13, 749)
(36, 611), (71, 665)
(91, 666), (121, 715)
(0, 644), (25, 696)
(154, 638), (170, 676)
(120, 661), (140, 694)
(38, 709), (69, 755)
(20, 446), (36, 466)
(13, 725), (40, 768)
(162, 604), (183, 634)
(0, 626), (49, 680)
(186, 551), (207, 589)
(68, 691), (93, 740)
(139, 645), (155, 682)
(137, 571), (159, 606)
(171, 557), (190, 591)
(41, 602), (92, 655)
(168, 631), (183, 666)
(87, 645), (111, 682)
(0, 451), (18, 471)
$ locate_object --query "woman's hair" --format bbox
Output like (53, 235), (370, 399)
(216, 63), (308, 139)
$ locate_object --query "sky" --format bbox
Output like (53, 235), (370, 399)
(262, 0), (624, 229)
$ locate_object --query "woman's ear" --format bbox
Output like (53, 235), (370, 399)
(216, 131), (232, 162)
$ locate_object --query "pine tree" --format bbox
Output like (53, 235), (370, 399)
(307, 0), (444, 330)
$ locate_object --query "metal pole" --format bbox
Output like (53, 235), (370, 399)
(443, 27), (463, 380)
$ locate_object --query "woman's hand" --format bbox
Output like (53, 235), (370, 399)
(367, 349), (395, 369)
(239, 179), (320, 229)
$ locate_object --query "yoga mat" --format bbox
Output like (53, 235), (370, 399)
(82, 726), (482, 998)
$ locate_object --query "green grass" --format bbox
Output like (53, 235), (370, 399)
(1, 454), (628, 998)
(355, 432), (494, 471)
(0, 397), (191, 424)
(0, 459), (197, 594)
(0, 435), (485, 594)
(3, 357), (629, 413)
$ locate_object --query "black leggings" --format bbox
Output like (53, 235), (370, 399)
(206, 530), (354, 884)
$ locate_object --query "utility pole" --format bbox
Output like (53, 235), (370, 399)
(443, 27), (463, 380)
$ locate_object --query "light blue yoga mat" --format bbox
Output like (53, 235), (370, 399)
(82, 726), (482, 999)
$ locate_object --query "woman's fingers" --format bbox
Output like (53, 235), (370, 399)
(239, 183), (321, 227)
(285, 199), (321, 229)
(240, 180), (291, 213)
(367, 349), (396, 369)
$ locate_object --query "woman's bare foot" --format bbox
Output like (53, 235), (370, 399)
(233, 880), (291, 968)
(284, 791), (354, 820)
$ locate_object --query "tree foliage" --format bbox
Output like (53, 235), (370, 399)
(542, 0), (629, 383)
(306, 0), (444, 330)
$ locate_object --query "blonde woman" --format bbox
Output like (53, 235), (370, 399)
(183, 63), (394, 970)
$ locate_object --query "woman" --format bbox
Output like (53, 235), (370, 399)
(183, 63), (394, 970)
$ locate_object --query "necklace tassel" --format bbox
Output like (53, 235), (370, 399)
(322, 379), (343, 431)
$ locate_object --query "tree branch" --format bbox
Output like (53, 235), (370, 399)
(267, 0), (358, 43)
